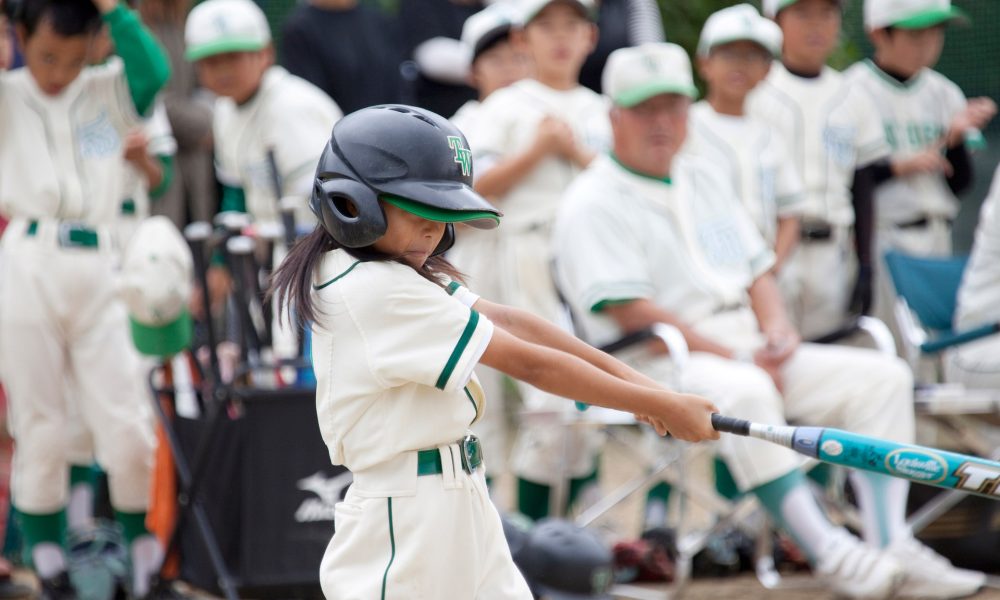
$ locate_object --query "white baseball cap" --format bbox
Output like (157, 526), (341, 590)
(185, 0), (271, 62)
(462, 3), (520, 63)
(518, 0), (596, 24)
(121, 217), (194, 357)
(864, 0), (968, 30)
(762, 0), (843, 19)
(698, 4), (783, 58)
(603, 43), (698, 107)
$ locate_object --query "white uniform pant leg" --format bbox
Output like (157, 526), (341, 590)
(785, 227), (856, 340)
(675, 354), (803, 491)
(780, 343), (915, 445)
(944, 334), (1000, 388)
(319, 458), (531, 600)
(0, 246), (72, 513)
(67, 255), (156, 513)
(873, 221), (953, 358)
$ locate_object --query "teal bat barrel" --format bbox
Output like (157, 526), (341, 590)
(807, 428), (1000, 501)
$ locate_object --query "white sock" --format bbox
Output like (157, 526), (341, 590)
(130, 535), (165, 598)
(67, 483), (95, 533)
(32, 543), (67, 579)
(849, 471), (910, 547)
(777, 484), (840, 560)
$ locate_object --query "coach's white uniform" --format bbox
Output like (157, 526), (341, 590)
(213, 65), (341, 230)
(554, 154), (914, 491)
(685, 101), (804, 246)
(465, 79), (611, 485)
(0, 61), (155, 514)
(748, 63), (890, 339)
(312, 250), (531, 600)
(845, 60), (971, 334)
(946, 165), (1000, 387)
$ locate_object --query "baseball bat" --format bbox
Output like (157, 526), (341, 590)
(711, 414), (1000, 501)
(266, 148), (297, 249)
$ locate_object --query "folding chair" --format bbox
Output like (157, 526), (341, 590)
(883, 250), (1000, 533)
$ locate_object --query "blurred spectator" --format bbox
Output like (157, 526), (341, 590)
(579, 0), (664, 93)
(281, 0), (404, 114)
(400, 0), (483, 117)
(139, 0), (217, 226)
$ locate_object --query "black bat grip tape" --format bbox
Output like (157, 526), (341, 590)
(711, 414), (752, 436)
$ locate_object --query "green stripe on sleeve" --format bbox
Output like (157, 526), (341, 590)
(148, 154), (174, 200)
(447, 281), (461, 295)
(436, 310), (480, 390)
(591, 298), (638, 313)
(380, 498), (396, 600)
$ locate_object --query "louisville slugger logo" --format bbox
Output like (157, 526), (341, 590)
(884, 449), (947, 483)
(447, 136), (472, 177)
(953, 462), (1000, 497)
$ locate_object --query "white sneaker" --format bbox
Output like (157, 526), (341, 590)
(885, 536), (986, 599)
(815, 529), (904, 599)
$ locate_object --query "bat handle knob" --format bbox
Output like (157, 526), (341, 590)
(711, 413), (752, 436)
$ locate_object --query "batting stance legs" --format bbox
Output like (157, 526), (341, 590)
(0, 223), (156, 585)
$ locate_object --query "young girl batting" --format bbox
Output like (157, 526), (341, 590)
(269, 104), (719, 599)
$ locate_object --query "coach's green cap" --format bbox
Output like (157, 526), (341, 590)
(184, 0), (272, 61)
(603, 43), (698, 107)
(864, 0), (969, 30)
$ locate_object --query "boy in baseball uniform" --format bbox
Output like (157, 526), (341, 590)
(185, 0), (342, 367)
(0, 0), (170, 595)
(465, 0), (611, 520)
(449, 2), (530, 501)
(748, 0), (891, 341)
(554, 43), (984, 599)
(844, 0), (996, 344)
(269, 103), (719, 600)
(686, 4), (803, 273)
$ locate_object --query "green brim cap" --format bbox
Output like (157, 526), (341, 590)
(615, 82), (699, 108)
(384, 196), (501, 228)
(893, 5), (969, 28)
(130, 310), (193, 357)
(186, 38), (268, 61)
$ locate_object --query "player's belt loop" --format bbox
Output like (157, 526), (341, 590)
(57, 222), (100, 249)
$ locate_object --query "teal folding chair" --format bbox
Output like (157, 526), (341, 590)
(883, 250), (1000, 532)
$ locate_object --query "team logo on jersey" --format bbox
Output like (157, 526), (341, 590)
(447, 135), (472, 177)
(822, 126), (855, 168)
(77, 110), (121, 159)
(294, 471), (353, 523)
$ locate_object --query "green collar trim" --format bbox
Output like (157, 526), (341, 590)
(383, 196), (500, 225)
(864, 59), (923, 91)
(610, 153), (672, 185)
(313, 260), (362, 290)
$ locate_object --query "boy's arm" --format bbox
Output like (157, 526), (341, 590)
(773, 216), (799, 274)
(98, 0), (170, 116)
(849, 164), (880, 315)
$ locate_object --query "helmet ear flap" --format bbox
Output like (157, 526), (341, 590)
(431, 223), (455, 257)
(311, 178), (385, 248)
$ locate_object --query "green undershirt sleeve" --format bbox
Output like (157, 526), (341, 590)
(104, 3), (170, 116)
(148, 154), (174, 200)
(220, 184), (247, 213)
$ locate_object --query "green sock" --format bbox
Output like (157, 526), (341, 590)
(714, 457), (742, 500)
(69, 464), (97, 489)
(646, 481), (672, 504)
(114, 511), (150, 546)
(752, 470), (826, 562)
(517, 466), (599, 521)
(15, 509), (66, 568)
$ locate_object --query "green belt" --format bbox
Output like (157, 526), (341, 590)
(416, 435), (483, 476)
(26, 220), (100, 248)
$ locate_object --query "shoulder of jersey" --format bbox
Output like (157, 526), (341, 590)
(278, 69), (341, 114)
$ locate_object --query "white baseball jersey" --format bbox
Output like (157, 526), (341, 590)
(554, 154), (775, 348)
(450, 99), (481, 152)
(123, 98), (177, 219)
(844, 60), (967, 225)
(310, 249), (493, 472)
(469, 79), (611, 231)
(0, 60), (140, 224)
(213, 66), (342, 226)
(955, 164), (1000, 332)
(747, 62), (890, 227)
(684, 101), (804, 244)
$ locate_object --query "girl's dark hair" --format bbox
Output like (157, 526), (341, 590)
(268, 226), (465, 329)
(18, 0), (102, 38)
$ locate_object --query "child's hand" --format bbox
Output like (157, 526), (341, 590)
(90, 0), (119, 15)
(533, 116), (575, 157)
(647, 392), (720, 442)
(0, 15), (12, 71)
(947, 97), (998, 146)
(122, 129), (149, 166)
(891, 147), (952, 178)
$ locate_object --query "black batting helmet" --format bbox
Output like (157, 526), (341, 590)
(310, 104), (501, 256)
(514, 518), (615, 599)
